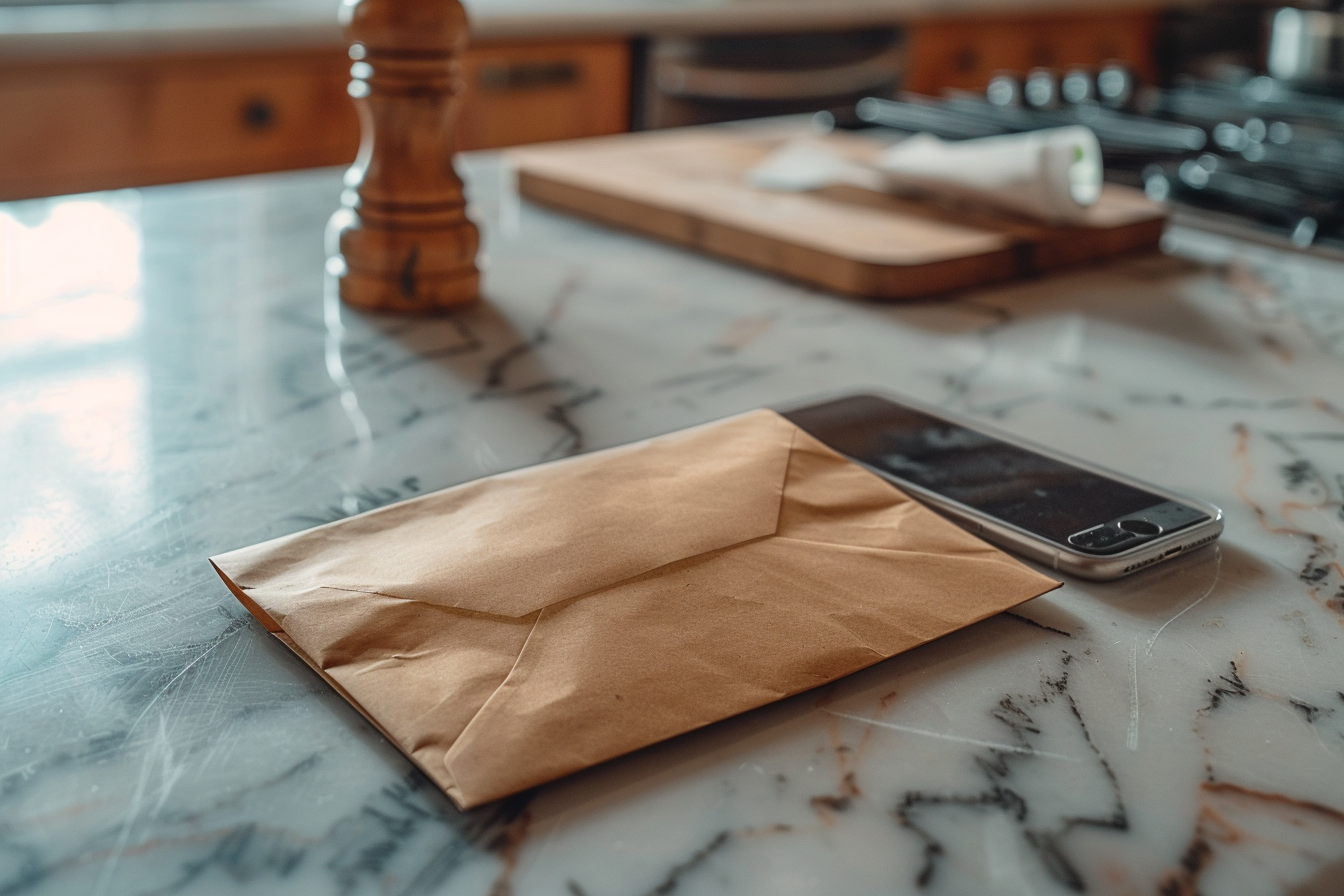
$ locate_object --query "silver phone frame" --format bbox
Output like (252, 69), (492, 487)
(775, 389), (1224, 581)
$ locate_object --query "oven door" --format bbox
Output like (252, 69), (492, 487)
(636, 29), (906, 130)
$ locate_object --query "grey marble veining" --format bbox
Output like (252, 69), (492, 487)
(2, 153), (1343, 896)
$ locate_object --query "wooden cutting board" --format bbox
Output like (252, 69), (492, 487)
(507, 121), (1167, 300)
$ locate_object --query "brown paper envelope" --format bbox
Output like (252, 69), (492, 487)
(211, 409), (1060, 808)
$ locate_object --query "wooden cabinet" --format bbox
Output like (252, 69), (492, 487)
(904, 10), (1158, 96)
(0, 38), (630, 201)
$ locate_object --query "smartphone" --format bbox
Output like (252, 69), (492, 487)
(779, 392), (1223, 581)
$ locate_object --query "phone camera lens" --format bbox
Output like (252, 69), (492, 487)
(1068, 524), (1137, 551)
(1118, 519), (1161, 536)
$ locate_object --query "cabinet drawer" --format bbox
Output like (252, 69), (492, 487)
(456, 40), (631, 150)
(145, 55), (358, 176)
(0, 50), (358, 200)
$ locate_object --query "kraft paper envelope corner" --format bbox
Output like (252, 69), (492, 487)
(210, 408), (1061, 809)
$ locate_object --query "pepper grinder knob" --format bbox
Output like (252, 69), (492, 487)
(327, 0), (480, 312)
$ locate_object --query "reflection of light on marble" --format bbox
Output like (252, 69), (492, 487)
(0, 366), (150, 565)
(322, 252), (374, 516)
(0, 196), (142, 356)
(0, 194), (148, 572)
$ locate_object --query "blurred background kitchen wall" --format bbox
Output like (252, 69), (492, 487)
(0, 0), (1288, 202)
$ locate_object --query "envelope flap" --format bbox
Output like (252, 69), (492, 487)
(212, 409), (796, 618)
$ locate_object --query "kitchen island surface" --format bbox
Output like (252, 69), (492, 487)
(2, 153), (1343, 896)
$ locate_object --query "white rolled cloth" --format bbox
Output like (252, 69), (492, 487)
(746, 126), (1104, 226)
(873, 126), (1103, 225)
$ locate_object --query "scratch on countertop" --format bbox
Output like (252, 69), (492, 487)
(1127, 639), (1140, 753)
(822, 710), (1080, 762)
(1146, 547), (1222, 659)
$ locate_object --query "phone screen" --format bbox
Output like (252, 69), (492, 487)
(782, 394), (1207, 550)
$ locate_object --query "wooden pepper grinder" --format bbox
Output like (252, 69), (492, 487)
(327, 0), (479, 312)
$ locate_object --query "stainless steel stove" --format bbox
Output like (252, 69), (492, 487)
(837, 62), (1344, 257)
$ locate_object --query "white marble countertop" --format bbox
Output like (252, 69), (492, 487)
(0, 0), (1196, 60)
(2, 149), (1343, 896)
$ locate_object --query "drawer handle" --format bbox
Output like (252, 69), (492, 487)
(655, 44), (905, 101)
(241, 98), (277, 131)
(477, 60), (579, 91)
